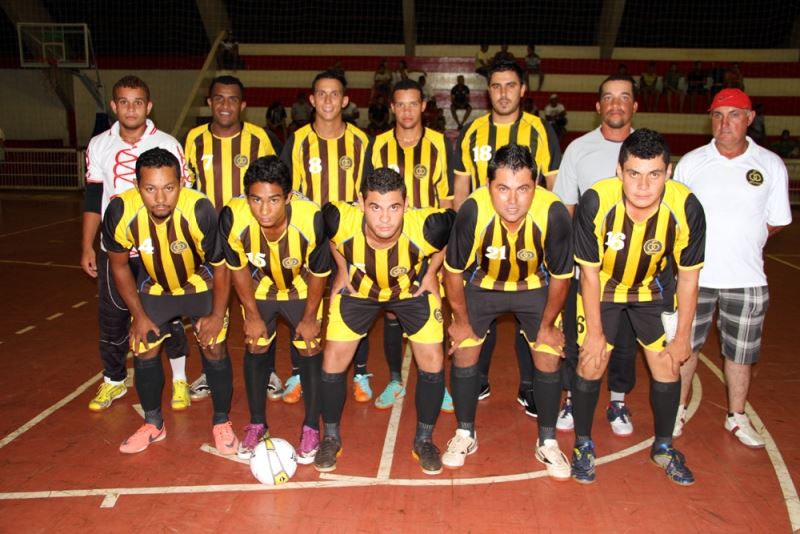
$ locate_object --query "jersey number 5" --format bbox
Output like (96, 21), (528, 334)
(246, 252), (267, 267)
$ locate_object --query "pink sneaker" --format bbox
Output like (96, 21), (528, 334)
(213, 421), (240, 455)
(297, 425), (320, 465)
(119, 423), (166, 454)
(237, 423), (267, 460)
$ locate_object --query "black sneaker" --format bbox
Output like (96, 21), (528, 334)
(313, 435), (342, 473)
(478, 382), (491, 400)
(516, 388), (528, 407)
(523, 388), (538, 418)
(412, 439), (443, 475)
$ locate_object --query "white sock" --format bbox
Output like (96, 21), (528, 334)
(104, 376), (125, 385)
(170, 356), (187, 382)
(610, 391), (625, 403)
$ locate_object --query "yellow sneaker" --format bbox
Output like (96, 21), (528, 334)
(171, 379), (191, 410)
(88, 380), (127, 411)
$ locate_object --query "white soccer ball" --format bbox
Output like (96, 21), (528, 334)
(249, 437), (298, 485)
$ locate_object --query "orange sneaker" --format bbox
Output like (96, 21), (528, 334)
(281, 375), (303, 404)
(213, 421), (240, 455)
(119, 423), (166, 454)
(353, 373), (373, 402)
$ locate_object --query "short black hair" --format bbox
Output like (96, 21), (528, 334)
(311, 69), (348, 93)
(135, 148), (180, 181)
(487, 59), (525, 84)
(392, 79), (423, 101)
(208, 75), (245, 99)
(488, 144), (537, 183)
(618, 128), (670, 167)
(360, 167), (406, 199)
(598, 74), (638, 99)
(243, 155), (291, 197)
(113, 75), (150, 101)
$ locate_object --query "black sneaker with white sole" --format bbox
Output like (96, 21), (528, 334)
(478, 382), (491, 400)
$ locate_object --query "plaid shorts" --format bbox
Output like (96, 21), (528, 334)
(692, 286), (770, 364)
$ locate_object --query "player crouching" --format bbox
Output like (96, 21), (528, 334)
(571, 129), (705, 485)
(219, 156), (330, 463)
(103, 148), (238, 454)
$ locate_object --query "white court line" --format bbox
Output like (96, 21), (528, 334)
(0, 259), (82, 270)
(376, 343), (414, 480)
(698, 353), (800, 532)
(46, 313), (63, 321)
(0, 217), (80, 239)
(766, 254), (800, 272)
(71, 301), (87, 309)
(15, 326), (35, 335)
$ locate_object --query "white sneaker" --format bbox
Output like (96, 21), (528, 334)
(607, 401), (634, 436)
(535, 439), (571, 481)
(556, 400), (574, 431)
(673, 405), (688, 438)
(441, 429), (478, 469)
(189, 373), (210, 400)
(725, 413), (765, 448)
(267, 372), (284, 400)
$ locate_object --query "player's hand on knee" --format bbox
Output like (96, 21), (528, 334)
(662, 336), (692, 375)
(295, 318), (321, 354)
(579, 330), (608, 370)
(130, 315), (159, 354)
(534, 324), (565, 356)
(195, 314), (224, 349)
(243, 315), (268, 352)
(80, 248), (97, 278)
(447, 320), (479, 355)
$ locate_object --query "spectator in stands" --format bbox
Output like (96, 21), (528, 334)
(772, 130), (800, 158)
(367, 93), (391, 135)
(266, 101), (288, 145)
(342, 98), (360, 125)
(374, 59), (393, 99)
(218, 30), (243, 70)
(639, 61), (659, 112)
(525, 45), (544, 92)
(475, 43), (491, 78)
(543, 93), (567, 142)
(747, 103), (767, 145)
(290, 91), (313, 132)
(394, 59), (410, 83)
(725, 62), (745, 90)
(663, 62), (685, 113)
(493, 44), (515, 62)
(450, 75), (472, 129)
(522, 96), (540, 117)
(418, 75), (430, 102)
(687, 61), (708, 113)
(709, 62), (726, 98)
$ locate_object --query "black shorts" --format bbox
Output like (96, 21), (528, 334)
(138, 291), (228, 351)
(576, 293), (673, 352)
(250, 298), (322, 350)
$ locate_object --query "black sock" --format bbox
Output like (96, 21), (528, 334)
(265, 341), (277, 376)
(320, 371), (347, 428)
(452, 363), (480, 435)
(477, 321), (497, 380)
(289, 343), (301, 376)
(134, 355), (164, 418)
(534, 368), (561, 444)
(243, 350), (269, 426)
(205, 354), (233, 425)
(651, 378), (680, 446)
(572, 375), (601, 444)
(143, 408), (163, 429)
(354, 337), (368, 376)
(384, 319), (403, 382)
(515, 330), (534, 385)
(416, 370), (444, 434)
(299, 353), (322, 430)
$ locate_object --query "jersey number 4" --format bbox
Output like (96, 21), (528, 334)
(138, 238), (155, 255)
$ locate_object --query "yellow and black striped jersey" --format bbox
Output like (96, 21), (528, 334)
(454, 112), (562, 191)
(102, 187), (221, 296)
(574, 177), (705, 303)
(280, 123), (370, 206)
(323, 201), (455, 301)
(445, 186), (573, 291)
(184, 122), (278, 210)
(219, 195), (331, 301)
(369, 128), (453, 208)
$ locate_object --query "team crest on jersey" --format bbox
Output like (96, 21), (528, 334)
(516, 249), (536, 261)
(170, 240), (189, 254)
(234, 154), (249, 168)
(281, 257), (300, 269)
(390, 265), (408, 277)
(643, 239), (663, 255)
(433, 308), (443, 323)
(413, 164), (428, 179)
(746, 169), (764, 186)
(339, 156), (354, 170)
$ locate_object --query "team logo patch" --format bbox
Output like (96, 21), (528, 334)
(433, 308), (443, 323)
(413, 164), (428, 179)
(169, 240), (189, 254)
(389, 265), (408, 277)
(746, 169), (764, 186)
(234, 154), (249, 168)
(516, 249), (536, 261)
(281, 257), (300, 269)
(339, 156), (353, 170)
(643, 239), (663, 255)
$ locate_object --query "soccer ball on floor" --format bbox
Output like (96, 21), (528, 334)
(250, 437), (298, 485)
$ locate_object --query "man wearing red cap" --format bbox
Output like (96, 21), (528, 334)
(672, 89), (792, 447)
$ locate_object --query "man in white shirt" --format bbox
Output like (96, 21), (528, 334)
(672, 89), (792, 447)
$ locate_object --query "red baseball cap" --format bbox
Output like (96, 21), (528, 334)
(708, 88), (752, 111)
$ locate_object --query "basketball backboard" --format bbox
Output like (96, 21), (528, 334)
(17, 23), (91, 69)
